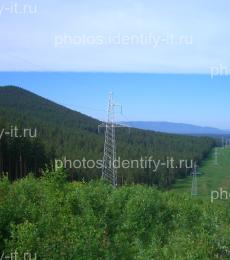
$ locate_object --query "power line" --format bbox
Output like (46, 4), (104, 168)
(1, 52), (50, 71)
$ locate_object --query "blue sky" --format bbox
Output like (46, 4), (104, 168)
(0, 1), (229, 128)
(0, 72), (230, 129)
(0, 0), (230, 73)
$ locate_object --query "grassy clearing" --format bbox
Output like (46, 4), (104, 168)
(172, 147), (230, 200)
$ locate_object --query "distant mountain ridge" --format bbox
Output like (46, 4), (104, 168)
(122, 121), (230, 135)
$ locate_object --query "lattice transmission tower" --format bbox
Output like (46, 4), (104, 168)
(98, 93), (125, 187)
(214, 147), (218, 166)
(191, 161), (198, 196)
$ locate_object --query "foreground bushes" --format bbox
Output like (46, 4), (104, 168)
(0, 171), (230, 259)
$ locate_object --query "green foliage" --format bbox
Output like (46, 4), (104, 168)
(0, 172), (229, 259)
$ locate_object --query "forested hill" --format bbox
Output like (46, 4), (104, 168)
(0, 86), (99, 132)
(0, 86), (215, 187)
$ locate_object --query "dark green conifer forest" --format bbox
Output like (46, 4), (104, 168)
(0, 86), (215, 187)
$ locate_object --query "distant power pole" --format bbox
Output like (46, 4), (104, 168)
(214, 147), (218, 165)
(191, 161), (198, 196)
(222, 137), (225, 148)
(98, 93), (125, 187)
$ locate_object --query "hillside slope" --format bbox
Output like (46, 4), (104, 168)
(0, 86), (215, 187)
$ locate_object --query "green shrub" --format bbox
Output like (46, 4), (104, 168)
(0, 171), (230, 259)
